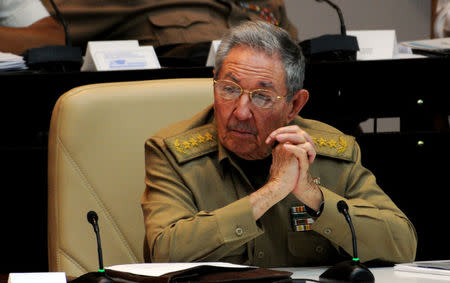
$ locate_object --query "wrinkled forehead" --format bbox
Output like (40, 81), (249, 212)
(217, 46), (286, 91)
(216, 44), (283, 73)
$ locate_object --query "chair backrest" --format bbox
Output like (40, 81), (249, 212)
(47, 78), (213, 277)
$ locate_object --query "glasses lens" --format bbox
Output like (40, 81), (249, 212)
(215, 81), (242, 100)
(250, 90), (276, 108)
(214, 80), (281, 108)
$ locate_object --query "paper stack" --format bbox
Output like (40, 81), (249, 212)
(0, 52), (27, 71)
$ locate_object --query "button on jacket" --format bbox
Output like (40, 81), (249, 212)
(142, 105), (417, 267)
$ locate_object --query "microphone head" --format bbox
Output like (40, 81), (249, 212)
(87, 210), (99, 225)
(337, 200), (349, 214)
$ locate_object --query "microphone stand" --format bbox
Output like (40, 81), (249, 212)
(71, 211), (114, 283)
(321, 0), (347, 36)
(299, 0), (359, 62)
(22, 0), (82, 72)
(319, 201), (374, 283)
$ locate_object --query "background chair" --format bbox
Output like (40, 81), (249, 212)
(47, 78), (213, 277)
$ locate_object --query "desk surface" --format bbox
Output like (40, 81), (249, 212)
(278, 266), (450, 282)
(4, 266), (450, 283)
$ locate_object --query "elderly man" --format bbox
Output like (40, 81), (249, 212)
(141, 20), (417, 267)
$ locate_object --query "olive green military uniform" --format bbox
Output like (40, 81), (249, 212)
(142, 105), (417, 267)
(42, 0), (298, 51)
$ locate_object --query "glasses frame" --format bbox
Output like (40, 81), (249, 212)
(213, 79), (285, 109)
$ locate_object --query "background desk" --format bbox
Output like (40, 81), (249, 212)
(0, 58), (448, 273)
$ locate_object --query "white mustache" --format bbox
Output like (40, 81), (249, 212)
(227, 123), (258, 135)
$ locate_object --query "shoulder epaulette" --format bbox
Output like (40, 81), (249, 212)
(305, 128), (356, 162)
(164, 124), (218, 164)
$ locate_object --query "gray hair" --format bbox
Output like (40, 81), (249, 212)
(214, 20), (305, 100)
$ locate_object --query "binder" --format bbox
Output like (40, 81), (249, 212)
(105, 264), (292, 283)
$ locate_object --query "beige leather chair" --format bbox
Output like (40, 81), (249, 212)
(48, 78), (213, 277)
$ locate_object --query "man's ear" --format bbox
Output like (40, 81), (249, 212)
(287, 89), (309, 122)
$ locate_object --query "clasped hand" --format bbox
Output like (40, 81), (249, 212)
(265, 125), (323, 211)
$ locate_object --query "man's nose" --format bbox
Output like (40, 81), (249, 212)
(233, 92), (252, 120)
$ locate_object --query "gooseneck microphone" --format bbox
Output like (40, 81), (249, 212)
(319, 200), (374, 283)
(316, 0), (347, 36)
(48, 0), (72, 46)
(87, 211), (105, 272)
(71, 211), (114, 283)
(299, 0), (359, 62)
(337, 200), (358, 261)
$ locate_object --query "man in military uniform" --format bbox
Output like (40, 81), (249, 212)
(42, 0), (297, 65)
(142, 21), (417, 266)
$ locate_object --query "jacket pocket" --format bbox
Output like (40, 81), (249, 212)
(147, 9), (224, 45)
(288, 231), (338, 265)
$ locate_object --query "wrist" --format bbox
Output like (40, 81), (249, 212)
(250, 181), (287, 220)
(306, 200), (325, 217)
(293, 177), (323, 210)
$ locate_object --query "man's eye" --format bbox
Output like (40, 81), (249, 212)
(252, 92), (272, 102)
(223, 86), (240, 94)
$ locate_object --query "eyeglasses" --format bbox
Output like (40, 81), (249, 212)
(213, 79), (284, 109)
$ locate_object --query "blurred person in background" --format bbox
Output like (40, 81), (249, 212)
(0, 0), (64, 55)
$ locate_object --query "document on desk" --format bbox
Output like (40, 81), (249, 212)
(400, 38), (450, 51)
(107, 262), (252, 277)
(106, 262), (293, 283)
(394, 260), (450, 276)
(81, 40), (161, 71)
(0, 52), (27, 71)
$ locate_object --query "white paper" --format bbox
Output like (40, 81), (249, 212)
(8, 272), (66, 283)
(400, 37), (450, 51)
(347, 30), (397, 60)
(0, 51), (27, 71)
(206, 40), (222, 67)
(107, 262), (252, 277)
(394, 260), (450, 276)
(81, 40), (160, 71)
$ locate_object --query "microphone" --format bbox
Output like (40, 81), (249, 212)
(71, 211), (114, 283)
(299, 0), (359, 62)
(22, 0), (82, 72)
(337, 201), (358, 260)
(87, 211), (104, 272)
(316, 0), (347, 36)
(319, 200), (374, 283)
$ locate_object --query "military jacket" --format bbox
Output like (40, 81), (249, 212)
(42, 0), (298, 50)
(142, 106), (417, 267)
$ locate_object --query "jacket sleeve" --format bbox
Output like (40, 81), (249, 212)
(141, 137), (263, 263)
(311, 142), (418, 263)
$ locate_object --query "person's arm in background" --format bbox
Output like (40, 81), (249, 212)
(0, 0), (64, 55)
(274, 0), (299, 42)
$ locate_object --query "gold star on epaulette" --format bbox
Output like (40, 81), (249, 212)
(189, 137), (198, 147)
(307, 130), (355, 161)
(318, 137), (327, 147)
(328, 139), (337, 148)
(183, 140), (191, 150)
(164, 124), (218, 164)
(197, 134), (206, 144)
(205, 133), (213, 141)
